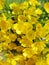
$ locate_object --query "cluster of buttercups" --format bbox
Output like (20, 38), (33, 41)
(0, 0), (49, 65)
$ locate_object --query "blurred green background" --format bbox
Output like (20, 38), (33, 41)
(4, 0), (49, 10)
(5, 0), (49, 4)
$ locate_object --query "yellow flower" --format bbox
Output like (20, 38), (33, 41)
(35, 41), (46, 53)
(36, 23), (42, 31)
(18, 60), (25, 65)
(24, 22), (32, 33)
(11, 59), (17, 65)
(23, 7), (36, 15)
(10, 2), (18, 9)
(20, 36), (32, 47)
(23, 48), (33, 58)
(29, 0), (41, 6)
(16, 46), (24, 52)
(44, 2), (49, 13)
(13, 21), (32, 34)
(18, 15), (26, 22)
(8, 43), (17, 50)
(0, 0), (49, 65)
(44, 20), (49, 31)
(9, 33), (17, 41)
(25, 58), (35, 65)
(14, 54), (24, 61)
(13, 21), (25, 34)
(0, 0), (5, 10)
(31, 44), (38, 54)
(0, 61), (11, 65)
(35, 8), (42, 15)
(19, 1), (28, 10)
(0, 20), (8, 31)
(7, 19), (14, 29)
(26, 30), (36, 40)
(36, 59), (47, 65)
(46, 35), (49, 41)
(36, 23), (44, 37)
(10, 3), (19, 13)
(46, 54), (49, 65)
(0, 13), (6, 20)
(36, 22), (49, 37)
(28, 16), (38, 24)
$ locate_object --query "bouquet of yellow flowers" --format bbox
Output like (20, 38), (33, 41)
(0, 0), (49, 65)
